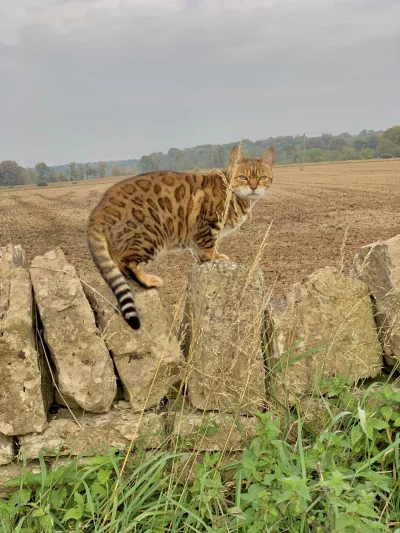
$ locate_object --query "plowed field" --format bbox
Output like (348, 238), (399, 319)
(1, 160), (400, 314)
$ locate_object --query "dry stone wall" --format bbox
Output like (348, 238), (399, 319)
(1, 235), (400, 488)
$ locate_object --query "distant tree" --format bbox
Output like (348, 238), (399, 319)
(352, 137), (367, 152)
(173, 151), (192, 170)
(168, 147), (181, 158)
(306, 137), (324, 149)
(56, 172), (68, 182)
(47, 168), (58, 182)
(210, 145), (227, 168)
(377, 126), (400, 158)
(83, 163), (97, 179)
(328, 137), (347, 151)
(364, 134), (379, 150)
(98, 161), (107, 179)
(35, 162), (52, 182)
(111, 165), (123, 176)
(77, 165), (85, 181)
(359, 148), (374, 159)
(283, 144), (296, 163)
(340, 146), (358, 161)
(307, 148), (325, 163)
(0, 160), (25, 186)
(68, 162), (79, 181)
(138, 155), (159, 173)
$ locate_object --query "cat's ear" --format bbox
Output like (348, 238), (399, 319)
(230, 145), (243, 166)
(260, 147), (274, 167)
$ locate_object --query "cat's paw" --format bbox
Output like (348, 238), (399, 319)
(214, 254), (230, 261)
(146, 275), (163, 288)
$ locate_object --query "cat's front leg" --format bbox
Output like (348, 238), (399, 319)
(196, 249), (230, 262)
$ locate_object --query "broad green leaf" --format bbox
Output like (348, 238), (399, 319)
(62, 507), (83, 522)
(97, 469), (111, 485)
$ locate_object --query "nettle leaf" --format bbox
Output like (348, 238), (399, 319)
(336, 513), (359, 529)
(356, 503), (378, 518)
(389, 391), (400, 403)
(50, 486), (67, 509)
(62, 507), (83, 522)
(9, 489), (32, 511)
(393, 417), (400, 427)
(240, 483), (264, 503)
(381, 406), (393, 420)
(97, 469), (112, 485)
(369, 418), (389, 431)
(91, 481), (107, 498)
(74, 491), (85, 507)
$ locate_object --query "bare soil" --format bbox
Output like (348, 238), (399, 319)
(1, 160), (400, 315)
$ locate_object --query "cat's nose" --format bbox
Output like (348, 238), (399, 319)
(250, 184), (257, 191)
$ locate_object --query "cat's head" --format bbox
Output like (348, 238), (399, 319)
(229, 145), (274, 201)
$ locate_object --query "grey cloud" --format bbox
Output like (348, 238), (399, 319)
(0, 0), (399, 166)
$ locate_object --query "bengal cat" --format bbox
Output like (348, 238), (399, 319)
(87, 145), (274, 329)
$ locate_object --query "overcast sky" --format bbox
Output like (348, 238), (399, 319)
(1, 0), (399, 167)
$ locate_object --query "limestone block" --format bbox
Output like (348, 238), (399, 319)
(18, 408), (166, 459)
(266, 267), (382, 404)
(0, 434), (14, 465)
(182, 262), (267, 414)
(352, 236), (400, 365)
(0, 244), (48, 435)
(171, 411), (258, 451)
(84, 273), (184, 412)
(30, 249), (116, 413)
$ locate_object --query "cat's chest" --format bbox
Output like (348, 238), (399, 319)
(219, 213), (248, 237)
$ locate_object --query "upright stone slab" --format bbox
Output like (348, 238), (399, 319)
(352, 236), (400, 365)
(30, 248), (116, 413)
(266, 267), (382, 404)
(0, 245), (48, 435)
(18, 407), (167, 459)
(182, 262), (267, 414)
(84, 274), (184, 412)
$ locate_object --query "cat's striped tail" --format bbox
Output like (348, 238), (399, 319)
(87, 223), (140, 330)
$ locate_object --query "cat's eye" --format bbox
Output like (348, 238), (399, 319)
(238, 175), (248, 181)
(259, 175), (268, 180)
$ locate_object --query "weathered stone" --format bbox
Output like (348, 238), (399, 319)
(0, 460), (41, 496)
(83, 273), (184, 412)
(0, 434), (14, 465)
(171, 411), (258, 451)
(30, 249), (116, 413)
(181, 262), (267, 414)
(266, 267), (382, 404)
(352, 236), (400, 365)
(18, 408), (167, 459)
(0, 244), (49, 435)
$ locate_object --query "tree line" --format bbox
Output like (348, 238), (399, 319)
(1, 126), (400, 187)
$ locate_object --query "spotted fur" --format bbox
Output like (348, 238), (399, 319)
(87, 145), (274, 329)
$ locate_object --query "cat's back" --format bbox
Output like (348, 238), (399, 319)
(94, 169), (220, 210)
